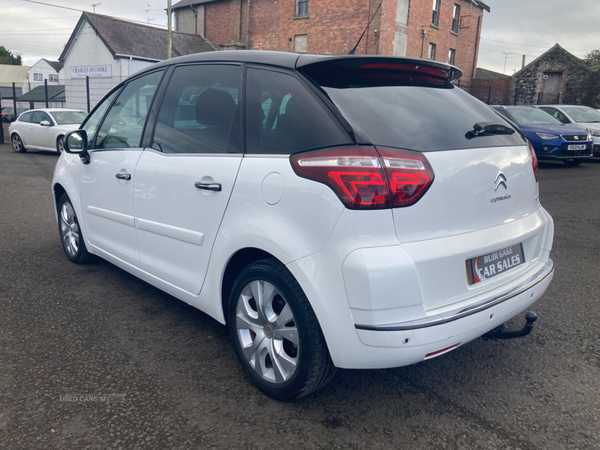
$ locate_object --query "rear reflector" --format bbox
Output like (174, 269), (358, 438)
(424, 343), (461, 360)
(290, 147), (434, 209)
(528, 140), (539, 181)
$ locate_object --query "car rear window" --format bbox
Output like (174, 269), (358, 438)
(300, 61), (525, 151)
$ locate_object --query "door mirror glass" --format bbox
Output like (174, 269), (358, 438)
(40, 120), (52, 127)
(65, 130), (88, 154)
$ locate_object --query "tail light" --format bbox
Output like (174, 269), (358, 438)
(290, 147), (434, 209)
(527, 140), (539, 181)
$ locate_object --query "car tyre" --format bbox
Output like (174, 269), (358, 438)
(11, 134), (26, 153)
(563, 158), (584, 166)
(57, 135), (66, 154)
(228, 258), (336, 400)
(58, 193), (93, 264)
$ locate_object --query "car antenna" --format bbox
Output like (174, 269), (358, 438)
(348, 3), (381, 55)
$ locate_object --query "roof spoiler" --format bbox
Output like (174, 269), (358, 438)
(295, 55), (463, 83)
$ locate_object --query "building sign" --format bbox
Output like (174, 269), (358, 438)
(70, 65), (112, 78)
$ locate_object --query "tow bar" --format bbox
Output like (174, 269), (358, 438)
(482, 312), (538, 340)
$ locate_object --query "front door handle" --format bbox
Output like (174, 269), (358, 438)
(116, 173), (131, 181)
(195, 182), (222, 192)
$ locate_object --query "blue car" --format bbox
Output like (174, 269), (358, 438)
(491, 105), (593, 166)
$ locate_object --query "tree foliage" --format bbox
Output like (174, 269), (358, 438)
(584, 49), (600, 69)
(0, 46), (22, 65)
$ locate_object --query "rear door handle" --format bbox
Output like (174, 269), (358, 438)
(116, 173), (131, 181)
(195, 182), (222, 192)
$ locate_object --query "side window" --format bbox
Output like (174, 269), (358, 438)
(245, 68), (349, 154)
(541, 107), (568, 124)
(19, 112), (33, 123)
(32, 111), (51, 124)
(94, 71), (163, 149)
(82, 90), (118, 143)
(152, 64), (242, 154)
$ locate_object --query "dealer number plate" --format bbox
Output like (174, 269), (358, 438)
(466, 244), (525, 285)
(568, 144), (587, 150)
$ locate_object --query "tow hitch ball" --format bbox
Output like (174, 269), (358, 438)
(482, 312), (538, 340)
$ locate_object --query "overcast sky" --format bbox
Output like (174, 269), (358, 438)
(1, 0), (599, 74)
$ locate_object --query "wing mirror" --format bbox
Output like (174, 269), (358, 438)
(64, 130), (91, 164)
(40, 120), (52, 127)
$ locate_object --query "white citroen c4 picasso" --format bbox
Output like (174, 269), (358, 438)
(53, 51), (554, 400)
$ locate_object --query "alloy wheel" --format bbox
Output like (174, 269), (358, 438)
(12, 135), (22, 152)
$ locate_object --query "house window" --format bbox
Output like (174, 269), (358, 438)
(49, 74), (58, 82)
(452, 4), (460, 33)
(448, 48), (456, 65)
(294, 35), (307, 53)
(432, 0), (440, 26)
(428, 43), (436, 60)
(296, 0), (308, 16)
(33, 73), (43, 81)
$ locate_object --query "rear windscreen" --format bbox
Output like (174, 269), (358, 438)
(300, 62), (525, 151)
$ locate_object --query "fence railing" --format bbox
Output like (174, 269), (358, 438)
(1, 77), (126, 114)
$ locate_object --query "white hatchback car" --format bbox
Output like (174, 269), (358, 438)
(53, 51), (554, 400)
(10, 108), (87, 154)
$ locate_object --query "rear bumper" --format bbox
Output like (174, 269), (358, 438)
(356, 259), (553, 332)
(353, 261), (553, 368)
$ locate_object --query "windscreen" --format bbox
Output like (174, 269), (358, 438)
(560, 106), (600, 123)
(50, 111), (87, 125)
(300, 61), (525, 151)
(508, 108), (562, 126)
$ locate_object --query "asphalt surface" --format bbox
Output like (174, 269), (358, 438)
(1, 141), (599, 450)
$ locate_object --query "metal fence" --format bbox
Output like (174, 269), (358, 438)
(1, 77), (126, 115)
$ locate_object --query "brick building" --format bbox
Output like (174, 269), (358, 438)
(172, 0), (490, 86)
(471, 67), (512, 105)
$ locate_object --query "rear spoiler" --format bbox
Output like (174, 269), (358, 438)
(295, 55), (463, 83)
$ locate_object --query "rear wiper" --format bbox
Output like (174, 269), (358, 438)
(466, 122), (516, 139)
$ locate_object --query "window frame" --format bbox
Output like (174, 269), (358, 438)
(296, 0), (308, 17)
(432, 0), (440, 26)
(448, 48), (456, 65)
(33, 73), (43, 81)
(452, 4), (460, 33)
(428, 43), (437, 60)
(49, 74), (58, 82)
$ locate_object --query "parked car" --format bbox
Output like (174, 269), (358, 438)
(9, 108), (87, 153)
(534, 105), (600, 156)
(1, 106), (28, 122)
(53, 51), (554, 400)
(491, 105), (592, 166)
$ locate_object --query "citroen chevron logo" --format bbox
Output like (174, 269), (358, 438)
(495, 172), (507, 191)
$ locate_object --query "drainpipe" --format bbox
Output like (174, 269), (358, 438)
(128, 56), (132, 76)
(167, 0), (172, 59)
(471, 14), (482, 86)
(246, 0), (251, 49)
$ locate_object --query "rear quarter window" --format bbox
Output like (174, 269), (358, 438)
(245, 67), (350, 155)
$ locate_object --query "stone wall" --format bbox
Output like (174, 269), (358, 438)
(512, 45), (592, 105)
